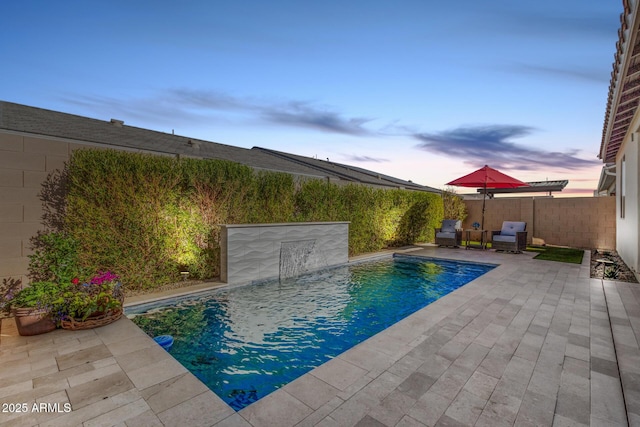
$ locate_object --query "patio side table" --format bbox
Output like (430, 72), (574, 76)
(464, 229), (488, 250)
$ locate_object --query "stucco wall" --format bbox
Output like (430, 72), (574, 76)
(616, 131), (639, 275)
(463, 196), (616, 250)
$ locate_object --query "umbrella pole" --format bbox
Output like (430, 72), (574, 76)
(481, 183), (487, 248)
(481, 182), (486, 231)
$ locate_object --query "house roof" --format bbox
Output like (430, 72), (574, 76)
(478, 180), (569, 196)
(600, 0), (638, 163)
(0, 101), (438, 193)
(254, 147), (440, 192)
(596, 163), (616, 196)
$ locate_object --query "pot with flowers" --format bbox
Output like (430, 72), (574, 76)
(3, 272), (124, 335)
(2, 278), (58, 336)
(59, 271), (124, 330)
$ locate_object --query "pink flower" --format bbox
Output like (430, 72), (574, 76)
(90, 271), (119, 285)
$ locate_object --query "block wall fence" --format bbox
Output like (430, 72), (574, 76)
(0, 131), (146, 285)
(1, 132), (70, 285)
(462, 196), (616, 250)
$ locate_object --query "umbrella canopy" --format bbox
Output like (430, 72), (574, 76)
(447, 165), (529, 231)
(447, 165), (529, 189)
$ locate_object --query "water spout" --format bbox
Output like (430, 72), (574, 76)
(280, 240), (316, 279)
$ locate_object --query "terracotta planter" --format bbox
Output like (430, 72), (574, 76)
(13, 308), (56, 336)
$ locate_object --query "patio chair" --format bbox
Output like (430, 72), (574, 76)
(435, 219), (462, 247)
(491, 221), (527, 253)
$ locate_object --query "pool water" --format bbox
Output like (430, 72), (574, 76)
(129, 255), (495, 410)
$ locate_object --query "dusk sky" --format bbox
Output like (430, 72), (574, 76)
(1, 1), (622, 196)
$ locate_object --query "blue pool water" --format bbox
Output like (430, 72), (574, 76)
(129, 255), (495, 410)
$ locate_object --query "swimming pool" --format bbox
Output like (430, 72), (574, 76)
(128, 254), (495, 410)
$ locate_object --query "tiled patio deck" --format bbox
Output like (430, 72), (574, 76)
(1, 247), (639, 427)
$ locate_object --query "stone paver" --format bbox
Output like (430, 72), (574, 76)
(0, 246), (637, 426)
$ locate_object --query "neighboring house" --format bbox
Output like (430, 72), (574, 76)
(599, 0), (640, 278)
(0, 101), (439, 283)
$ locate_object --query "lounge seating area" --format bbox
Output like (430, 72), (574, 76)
(491, 221), (527, 253)
(435, 219), (462, 247)
(436, 220), (528, 254)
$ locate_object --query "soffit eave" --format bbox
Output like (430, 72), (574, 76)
(601, 0), (638, 163)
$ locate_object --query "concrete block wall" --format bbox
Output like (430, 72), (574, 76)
(0, 132), (73, 285)
(463, 198), (526, 236)
(463, 196), (616, 249)
(534, 197), (615, 249)
(220, 222), (349, 285)
(0, 131), (140, 285)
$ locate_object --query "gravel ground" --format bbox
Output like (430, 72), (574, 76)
(591, 249), (638, 283)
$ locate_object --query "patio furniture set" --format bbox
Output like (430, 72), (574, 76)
(435, 219), (527, 253)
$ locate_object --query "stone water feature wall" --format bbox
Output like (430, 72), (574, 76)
(220, 222), (349, 285)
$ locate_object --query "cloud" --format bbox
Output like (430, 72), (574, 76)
(63, 89), (373, 136)
(62, 93), (219, 127)
(163, 88), (249, 110)
(511, 63), (609, 84)
(414, 124), (599, 171)
(342, 154), (389, 163)
(261, 101), (373, 135)
(63, 92), (602, 175)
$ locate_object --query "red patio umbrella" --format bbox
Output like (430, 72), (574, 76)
(446, 165), (529, 230)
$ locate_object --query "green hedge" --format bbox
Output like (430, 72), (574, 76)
(295, 180), (442, 253)
(58, 149), (443, 291)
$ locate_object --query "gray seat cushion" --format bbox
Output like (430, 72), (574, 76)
(441, 220), (461, 233)
(436, 231), (457, 239)
(500, 221), (526, 236)
(493, 234), (516, 243)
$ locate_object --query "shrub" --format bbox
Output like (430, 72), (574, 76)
(0, 278), (23, 317)
(441, 186), (467, 221)
(28, 231), (89, 284)
(39, 149), (444, 292)
(394, 193), (443, 246)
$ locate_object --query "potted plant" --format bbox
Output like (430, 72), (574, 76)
(6, 280), (59, 336)
(7, 231), (125, 334)
(58, 271), (124, 330)
(5, 231), (83, 335)
(6, 272), (124, 334)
